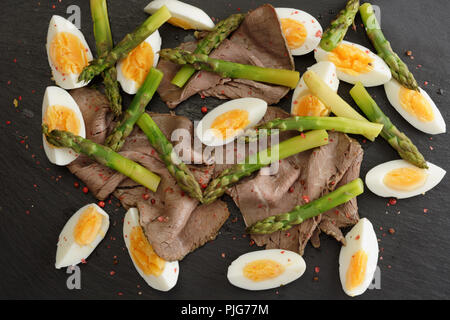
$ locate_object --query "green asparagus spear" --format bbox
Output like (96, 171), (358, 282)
(359, 3), (419, 90)
(243, 116), (383, 142)
(137, 113), (204, 202)
(350, 82), (427, 168)
(159, 48), (300, 89)
(42, 124), (160, 192)
(171, 13), (246, 88)
(105, 68), (163, 152)
(79, 6), (171, 83)
(90, 0), (122, 117)
(247, 178), (364, 234)
(320, 0), (360, 51)
(203, 130), (329, 205)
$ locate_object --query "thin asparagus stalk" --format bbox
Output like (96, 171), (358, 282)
(349, 82), (427, 168)
(203, 130), (329, 205)
(359, 3), (419, 91)
(137, 113), (204, 202)
(171, 13), (246, 88)
(320, 0), (360, 51)
(247, 178), (364, 234)
(243, 116), (383, 142)
(105, 68), (163, 152)
(79, 5), (171, 83)
(303, 70), (377, 141)
(160, 48), (300, 89)
(42, 124), (161, 192)
(91, 0), (122, 117)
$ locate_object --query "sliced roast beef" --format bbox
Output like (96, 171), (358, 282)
(157, 4), (294, 109)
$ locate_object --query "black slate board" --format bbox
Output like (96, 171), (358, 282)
(0, 0), (449, 300)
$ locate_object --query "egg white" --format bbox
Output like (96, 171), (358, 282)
(55, 204), (109, 269)
(315, 40), (391, 87)
(123, 208), (179, 292)
(227, 249), (306, 291)
(42, 86), (86, 166)
(46, 15), (93, 89)
(339, 218), (378, 297)
(196, 98), (268, 147)
(365, 159), (446, 199)
(116, 31), (162, 95)
(275, 8), (322, 56)
(291, 61), (339, 115)
(384, 79), (446, 134)
(144, 0), (215, 31)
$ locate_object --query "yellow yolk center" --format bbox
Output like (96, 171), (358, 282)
(122, 41), (154, 86)
(73, 207), (103, 246)
(399, 87), (434, 122)
(210, 109), (250, 139)
(168, 17), (193, 30)
(346, 250), (368, 291)
(50, 32), (89, 74)
(130, 226), (165, 276)
(44, 105), (80, 134)
(243, 259), (285, 282)
(280, 18), (308, 50)
(293, 92), (330, 117)
(383, 167), (428, 191)
(328, 44), (374, 75)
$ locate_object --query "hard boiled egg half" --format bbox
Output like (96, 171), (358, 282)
(42, 86), (86, 166)
(275, 8), (322, 56)
(227, 249), (306, 291)
(291, 61), (339, 116)
(46, 15), (93, 89)
(117, 31), (162, 95)
(365, 159), (446, 199)
(384, 79), (446, 134)
(315, 40), (391, 87)
(144, 0), (214, 31)
(123, 208), (179, 292)
(55, 204), (109, 269)
(196, 98), (267, 146)
(339, 218), (378, 297)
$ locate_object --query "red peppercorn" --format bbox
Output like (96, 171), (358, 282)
(82, 186), (89, 194)
(389, 198), (397, 205)
(201, 106), (208, 113)
(142, 194), (150, 200)
(151, 199), (156, 205)
(73, 182), (79, 188)
(98, 201), (105, 208)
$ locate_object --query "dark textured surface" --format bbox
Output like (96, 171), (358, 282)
(0, 0), (449, 300)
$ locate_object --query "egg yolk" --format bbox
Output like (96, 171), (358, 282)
(383, 167), (427, 191)
(210, 109), (250, 139)
(130, 226), (165, 277)
(280, 18), (308, 50)
(399, 87), (434, 122)
(243, 259), (285, 282)
(346, 250), (368, 291)
(168, 17), (193, 30)
(122, 41), (154, 86)
(44, 105), (81, 134)
(293, 92), (330, 117)
(73, 206), (103, 246)
(50, 32), (89, 75)
(328, 44), (373, 76)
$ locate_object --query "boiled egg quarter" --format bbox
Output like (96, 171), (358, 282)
(227, 249), (306, 291)
(42, 86), (86, 166)
(117, 31), (162, 95)
(275, 8), (322, 56)
(196, 98), (268, 146)
(55, 204), (109, 269)
(384, 79), (446, 134)
(144, 0), (214, 31)
(291, 61), (339, 116)
(339, 218), (378, 297)
(315, 40), (391, 87)
(365, 159), (446, 199)
(123, 208), (179, 292)
(46, 15), (93, 89)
